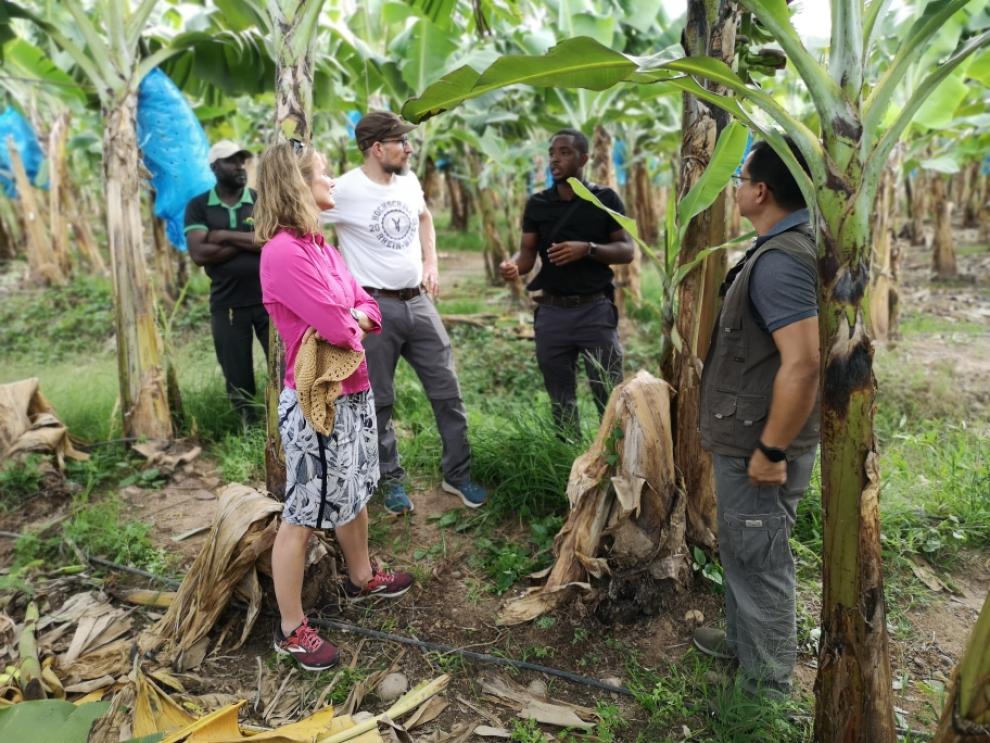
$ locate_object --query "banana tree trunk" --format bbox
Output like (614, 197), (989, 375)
(906, 169), (929, 246)
(591, 125), (615, 187)
(958, 163), (978, 229)
(629, 158), (659, 245)
(670, 0), (739, 551)
(979, 172), (990, 245)
(103, 92), (173, 440)
(266, 0), (324, 497)
(966, 164), (986, 232)
(274, 59), (311, 142)
(445, 168), (471, 231)
(0, 197), (17, 260)
(467, 153), (524, 302)
(933, 590), (990, 742)
(933, 175), (957, 280)
(869, 157), (898, 342)
(814, 189), (896, 742)
(72, 208), (109, 275)
(150, 194), (179, 305)
(423, 156), (444, 209)
(47, 112), (73, 277)
(593, 125), (640, 314)
(7, 139), (63, 286)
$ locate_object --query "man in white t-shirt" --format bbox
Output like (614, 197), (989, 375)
(322, 111), (487, 515)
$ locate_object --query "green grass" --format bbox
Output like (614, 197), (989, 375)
(432, 211), (486, 252)
(215, 424), (266, 483)
(954, 242), (989, 257)
(626, 652), (812, 742)
(898, 312), (987, 337)
(434, 297), (489, 315)
(15, 493), (168, 576)
(0, 275), (115, 363)
(0, 455), (46, 510)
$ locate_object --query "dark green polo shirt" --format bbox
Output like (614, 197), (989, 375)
(184, 187), (260, 311)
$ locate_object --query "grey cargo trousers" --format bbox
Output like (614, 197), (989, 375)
(362, 293), (471, 485)
(713, 449), (816, 694)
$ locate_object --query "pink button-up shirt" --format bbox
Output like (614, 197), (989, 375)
(260, 229), (381, 394)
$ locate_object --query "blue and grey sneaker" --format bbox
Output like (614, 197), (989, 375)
(382, 481), (413, 515)
(441, 479), (487, 509)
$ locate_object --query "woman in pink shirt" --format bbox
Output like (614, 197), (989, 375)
(254, 142), (413, 671)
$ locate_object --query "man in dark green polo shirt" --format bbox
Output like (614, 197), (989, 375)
(184, 140), (266, 425)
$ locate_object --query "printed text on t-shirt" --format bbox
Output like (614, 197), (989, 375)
(369, 200), (416, 250)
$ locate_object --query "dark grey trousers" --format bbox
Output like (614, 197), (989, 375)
(533, 298), (623, 433)
(713, 449), (817, 693)
(362, 294), (471, 484)
(210, 303), (269, 424)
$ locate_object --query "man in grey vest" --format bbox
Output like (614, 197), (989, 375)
(693, 138), (820, 699)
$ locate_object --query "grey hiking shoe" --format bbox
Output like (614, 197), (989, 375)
(693, 626), (735, 660)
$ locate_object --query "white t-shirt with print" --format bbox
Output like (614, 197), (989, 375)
(321, 167), (426, 290)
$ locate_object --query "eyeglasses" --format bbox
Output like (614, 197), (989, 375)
(730, 174), (754, 185)
(380, 136), (411, 147)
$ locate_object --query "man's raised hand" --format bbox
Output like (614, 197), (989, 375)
(499, 259), (520, 281)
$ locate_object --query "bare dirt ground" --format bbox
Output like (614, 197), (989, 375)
(2, 230), (988, 740)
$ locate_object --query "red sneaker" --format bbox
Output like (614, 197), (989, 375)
(273, 618), (339, 671)
(343, 562), (415, 602)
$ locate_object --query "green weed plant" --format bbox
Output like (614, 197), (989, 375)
(626, 653), (811, 742)
(0, 455), (46, 510)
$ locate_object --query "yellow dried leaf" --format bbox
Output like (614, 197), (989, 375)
(122, 589), (177, 608)
(159, 702), (244, 743)
(73, 688), (110, 706)
(134, 668), (197, 736)
(161, 704), (346, 743)
(41, 666), (65, 699)
(150, 669), (187, 693)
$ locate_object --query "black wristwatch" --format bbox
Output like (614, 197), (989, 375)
(757, 440), (787, 462)
(587, 241), (598, 258)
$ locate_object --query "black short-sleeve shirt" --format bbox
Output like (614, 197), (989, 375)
(184, 187), (260, 310)
(521, 182), (625, 295)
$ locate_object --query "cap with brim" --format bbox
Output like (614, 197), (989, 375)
(208, 140), (252, 165)
(355, 111), (416, 151)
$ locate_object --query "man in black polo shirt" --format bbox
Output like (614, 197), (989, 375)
(184, 140), (266, 425)
(500, 128), (633, 434)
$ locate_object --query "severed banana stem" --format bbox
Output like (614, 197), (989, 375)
(18, 602), (45, 701)
(318, 674), (449, 743)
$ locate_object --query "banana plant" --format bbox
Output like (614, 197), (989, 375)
(400, 2), (990, 739)
(933, 589), (990, 742)
(568, 120), (750, 372)
(0, 36), (89, 282)
(3, 0), (212, 441)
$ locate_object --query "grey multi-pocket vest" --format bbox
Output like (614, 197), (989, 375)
(699, 224), (820, 459)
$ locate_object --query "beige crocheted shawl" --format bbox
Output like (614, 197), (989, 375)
(293, 328), (365, 435)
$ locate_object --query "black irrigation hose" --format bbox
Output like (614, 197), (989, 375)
(307, 616), (634, 697)
(0, 534), (634, 697)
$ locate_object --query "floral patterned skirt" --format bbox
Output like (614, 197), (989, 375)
(278, 387), (378, 530)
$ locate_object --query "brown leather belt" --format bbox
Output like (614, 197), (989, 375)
(363, 286), (422, 301)
(535, 291), (606, 308)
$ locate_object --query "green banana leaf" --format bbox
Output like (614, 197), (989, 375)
(0, 700), (110, 743)
(676, 120), (748, 244)
(1, 38), (87, 103)
(401, 36), (636, 122)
